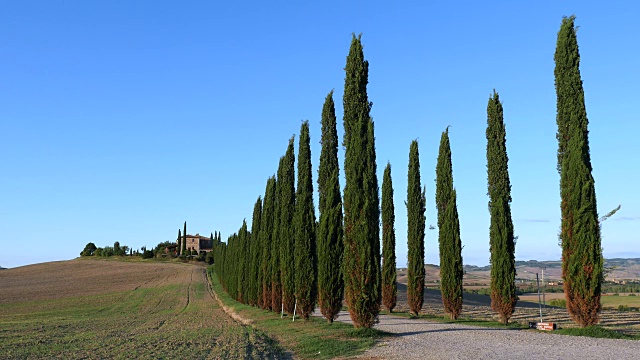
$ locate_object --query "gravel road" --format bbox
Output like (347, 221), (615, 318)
(329, 311), (640, 360)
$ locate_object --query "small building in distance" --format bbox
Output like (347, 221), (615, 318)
(184, 233), (213, 253)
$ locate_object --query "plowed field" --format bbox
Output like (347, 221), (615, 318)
(0, 259), (281, 359)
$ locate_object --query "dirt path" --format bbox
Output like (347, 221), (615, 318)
(329, 311), (640, 359)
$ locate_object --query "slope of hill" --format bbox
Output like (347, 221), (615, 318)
(0, 259), (281, 358)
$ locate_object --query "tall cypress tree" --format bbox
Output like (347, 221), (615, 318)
(271, 158), (283, 312)
(249, 196), (263, 307)
(436, 128), (463, 320)
(555, 16), (603, 327)
(317, 90), (345, 323)
(407, 141), (426, 316)
(177, 229), (181, 256)
(486, 91), (517, 324)
(294, 121), (317, 320)
(342, 34), (381, 328)
(381, 162), (397, 313)
(182, 221), (187, 255)
(261, 177), (277, 310)
(238, 220), (250, 304)
(279, 137), (296, 314)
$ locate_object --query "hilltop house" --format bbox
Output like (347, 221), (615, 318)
(183, 233), (213, 253)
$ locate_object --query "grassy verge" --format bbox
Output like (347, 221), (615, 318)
(555, 326), (640, 340)
(379, 310), (527, 329)
(208, 268), (386, 359)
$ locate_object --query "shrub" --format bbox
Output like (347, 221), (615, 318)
(549, 299), (566, 308)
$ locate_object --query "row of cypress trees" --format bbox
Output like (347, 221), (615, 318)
(214, 15), (603, 328)
(213, 121), (321, 320)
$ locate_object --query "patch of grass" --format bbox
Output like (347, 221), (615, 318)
(601, 294), (640, 308)
(209, 269), (385, 359)
(556, 326), (640, 340)
(380, 310), (526, 329)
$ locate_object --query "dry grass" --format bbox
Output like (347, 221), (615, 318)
(0, 258), (282, 359)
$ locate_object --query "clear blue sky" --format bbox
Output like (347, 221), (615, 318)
(1, 1), (638, 269)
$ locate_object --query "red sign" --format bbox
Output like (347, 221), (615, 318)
(536, 322), (556, 331)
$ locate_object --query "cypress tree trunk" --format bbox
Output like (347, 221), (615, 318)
(381, 162), (397, 313)
(407, 141), (426, 316)
(294, 121), (317, 320)
(436, 128), (463, 320)
(317, 90), (345, 323)
(279, 137), (296, 314)
(182, 221), (187, 255)
(555, 16), (603, 327)
(272, 162), (283, 312)
(261, 177), (277, 310)
(342, 34), (381, 328)
(249, 197), (263, 307)
(486, 90), (517, 324)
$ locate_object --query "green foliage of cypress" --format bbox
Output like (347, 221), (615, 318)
(249, 196), (263, 307)
(238, 220), (250, 304)
(271, 159), (283, 312)
(555, 15), (603, 327)
(406, 141), (426, 316)
(182, 221), (187, 255)
(261, 177), (277, 310)
(177, 229), (181, 256)
(436, 128), (463, 320)
(342, 34), (381, 328)
(293, 121), (317, 320)
(317, 90), (345, 323)
(381, 162), (397, 313)
(486, 90), (517, 324)
(279, 137), (297, 314)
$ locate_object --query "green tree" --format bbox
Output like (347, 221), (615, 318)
(238, 220), (250, 303)
(80, 242), (97, 256)
(271, 160), (283, 312)
(249, 196), (263, 307)
(381, 162), (397, 313)
(182, 221), (187, 255)
(436, 128), (463, 320)
(279, 137), (296, 314)
(261, 177), (277, 310)
(177, 229), (181, 255)
(555, 15), (603, 327)
(294, 121), (317, 320)
(407, 141), (426, 316)
(342, 34), (381, 328)
(317, 90), (345, 323)
(486, 90), (517, 324)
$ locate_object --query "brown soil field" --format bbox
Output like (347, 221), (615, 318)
(0, 258), (281, 359)
(0, 259), (188, 304)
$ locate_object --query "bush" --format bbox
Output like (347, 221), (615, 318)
(549, 299), (566, 308)
(142, 250), (154, 259)
(205, 251), (214, 265)
(618, 304), (630, 311)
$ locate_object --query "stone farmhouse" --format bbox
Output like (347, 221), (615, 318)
(183, 233), (213, 253)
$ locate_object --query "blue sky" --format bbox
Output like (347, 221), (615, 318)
(1, 1), (638, 269)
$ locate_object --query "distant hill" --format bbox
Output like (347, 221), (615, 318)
(400, 258), (640, 284)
